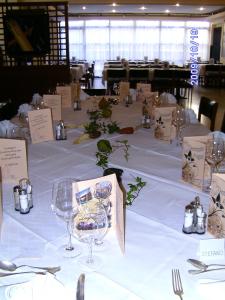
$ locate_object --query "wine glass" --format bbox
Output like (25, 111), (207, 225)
(172, 106), (187, 146)
(70, 202), (109, 270)
(93, 181), (112, 248)
(204, 137), (225, 191)
(51, 178), (81, 258)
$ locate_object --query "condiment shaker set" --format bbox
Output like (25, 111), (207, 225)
(55, 120), (67, 140)
(183, 196), (207, 234)
(13, 178), (33, 214)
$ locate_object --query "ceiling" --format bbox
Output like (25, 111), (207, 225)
(68, 3), (225, 18)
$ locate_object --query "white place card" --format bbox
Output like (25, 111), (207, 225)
(0, 138), (28, 183)
(28, 108), (54, 144)
(199, 238), (225, 260)
(43, 94), (62, 121)
(56, 85), (72, 108)
(119, 82), (130, 102)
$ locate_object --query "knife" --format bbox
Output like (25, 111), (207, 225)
(76, 273), (85, 300)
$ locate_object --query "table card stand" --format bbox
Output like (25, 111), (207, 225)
(119, 82), (130, 102)
(182, 136), (212, 189)
(56, 85), (72, 108)
(154, 106), (175, 142)
(28, 108), (54, 144)
(0, 168), (2, 237)
(0, 139), (28, 183)
(72, 174), (125, 253)
(208, 173), (225, 238)
(43, 94), (62, 121)
(136, 83), (151, 102)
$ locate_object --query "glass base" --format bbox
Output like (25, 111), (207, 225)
(94, 239), (110, 252)
(78, 255), (102, 270)
(58, 244), (81, 258)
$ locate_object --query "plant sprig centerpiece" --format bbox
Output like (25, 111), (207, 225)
(126, 177), (146, 206)
(96, 139), (130, 170)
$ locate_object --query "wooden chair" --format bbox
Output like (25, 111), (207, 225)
(198, 96), (218, 131)
(221, 112), (225, 133)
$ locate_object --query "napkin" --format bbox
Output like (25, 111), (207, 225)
(31, 93), (43, 106)
(159, 92), (177, 104)
(17, 104), (33, 117)
(185, 108), (198, 124)
(5, 273), (66, 300)
(0, 120), (19, 138)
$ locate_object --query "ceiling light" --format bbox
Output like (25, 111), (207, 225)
(82, 6), (86, 10)
(175, 3), (180, 7)
(165, 9), (170, 13)
(112, 3), (117, 6)
(112, 9), (116, 13)
(199, 7), (205, 11)
(140, 6), (147, 10)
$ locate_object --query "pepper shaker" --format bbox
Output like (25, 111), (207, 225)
(13, 185), (21, 211)
(183, 204), (194, 234)
(19, 189), (30, 214)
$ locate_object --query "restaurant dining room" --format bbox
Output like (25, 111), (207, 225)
(2, 0), (225, 299)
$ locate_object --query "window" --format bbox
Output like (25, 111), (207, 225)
(69, 19), (210, 76)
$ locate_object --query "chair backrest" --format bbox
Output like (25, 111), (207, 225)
(221, 112), (225, 133)
(129, 69), (149, 80)
(107, 69), (127, 81)
(198, 96), (218, 131)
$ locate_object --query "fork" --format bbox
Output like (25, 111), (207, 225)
(172, 269), (184, 300)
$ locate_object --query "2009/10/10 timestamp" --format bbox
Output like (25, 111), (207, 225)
(190, 28), (199, 86)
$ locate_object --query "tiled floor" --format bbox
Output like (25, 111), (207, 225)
(93, 77), (225, 131)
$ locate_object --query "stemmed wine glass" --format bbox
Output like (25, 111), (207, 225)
(70, 202), (109, 270)
(172, 106), (187, 146)
(51, 178), (81, 258)
(204, 137), (225, 191)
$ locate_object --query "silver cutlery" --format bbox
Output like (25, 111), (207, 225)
(0, 260), (60, 274)
(188, 267), (225, 274)
(172, 269), (183, 300)
(0, 271), (46, 277)
(187, 258), (225, 270)
(76, 273), (85, 300)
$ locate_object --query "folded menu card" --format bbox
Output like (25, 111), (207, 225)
(208, 173), (225, 238)
(43, 94), (62, 121)
(0, 168), (2, 237)
(72, 174), (125, 253)
(28, 108), (54, 144)
(136, 83), (151, 102)
(71, 82), (81, 101)
(0, 138), (28, 183)
(182, 136), (212, 189)
(154, 106), (175, 142)
(56, 85), (72, 108)
(119, 82), (130, 102)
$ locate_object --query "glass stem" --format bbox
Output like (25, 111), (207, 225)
(66, 221), (74, 251)
(86, 237), (94, 264)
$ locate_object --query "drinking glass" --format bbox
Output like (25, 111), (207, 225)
(172, 106), (187, 146)
(70, 203), (109, 270)
(204, 137), (225, 191)
(51, 178), (81, 258)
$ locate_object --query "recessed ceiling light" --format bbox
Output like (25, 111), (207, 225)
(165, 9), (170, 13)
(140, 6), (147, 10)
(199, 7), (205, 11)
(112, 3), (117, 6)
(175, 3), (180, 7)
(82, 6), (86, 10)
(112, 9), (116, 12)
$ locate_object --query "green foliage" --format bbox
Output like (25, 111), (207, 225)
(96, 139), (130, 170)
(126, 177), (146, 206)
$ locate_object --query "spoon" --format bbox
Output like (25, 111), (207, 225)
(187, 258), (225, 270)
(0, 260), (60, 274)
(0, 271), (46, 277)
(188, 267), (225, 275)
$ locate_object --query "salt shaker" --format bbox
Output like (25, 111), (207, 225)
(56, 120), (67, 140)
(183, 204), (194, 234)
(13, 185), (21, 211)
(19, 189), (30, 214)
(197, 212), (207, 234)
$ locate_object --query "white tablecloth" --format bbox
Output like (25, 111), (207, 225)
(1, 100), (220, 300)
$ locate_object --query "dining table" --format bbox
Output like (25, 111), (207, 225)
(1, 95), (224, 300)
